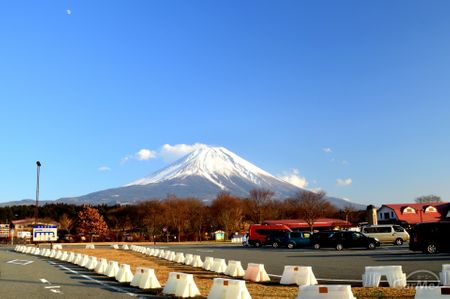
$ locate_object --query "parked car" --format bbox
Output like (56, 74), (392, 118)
(266, 230), (289, 248)
(248, 224), (292, 247)
(361, 224), (410, 245)
(269, 231), (312, 249)
(409, 221), (450, 254)
(309, 231), (336, 249)
(311, 230), (380, 250)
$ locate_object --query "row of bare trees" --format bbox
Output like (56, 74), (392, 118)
(2, 189), (365, 242)
(99, 189), (354, 241)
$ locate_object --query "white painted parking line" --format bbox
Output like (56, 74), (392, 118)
(40, 278), (63, 295)
(50, 289), (63, 294)
(196, 249), (214, 253)
(59, 264), (139, 297)
(7, 259), (34, 265)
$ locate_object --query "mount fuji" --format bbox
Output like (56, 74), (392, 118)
(125, 145), (301, 197)
(51, 145), (363, 209)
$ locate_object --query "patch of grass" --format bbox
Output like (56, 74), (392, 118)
(352, 287), (415, 299)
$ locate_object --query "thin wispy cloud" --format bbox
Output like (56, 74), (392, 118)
(98, 166), (111, 172)
(323, 147), (350, 166)
(121, 148), (157, 164)
(136, 149), (157, 160)
(336, 178), (352, 186)
(122, 143), (206, 164)
(323, 147), (332, 153)
(278, 169), (308, 188)
(160, 143), (205, 162)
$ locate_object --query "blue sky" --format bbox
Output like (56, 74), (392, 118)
(1, 1), (449, 205)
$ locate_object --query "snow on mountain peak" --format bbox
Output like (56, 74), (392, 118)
(125, 145), (278, 189)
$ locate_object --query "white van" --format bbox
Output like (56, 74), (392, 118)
(361, 225), (410, 245)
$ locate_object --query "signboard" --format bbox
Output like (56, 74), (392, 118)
(0, 224), (10, 238)
(33, 225), (58, 242)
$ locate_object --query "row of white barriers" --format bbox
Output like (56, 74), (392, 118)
(125, 245), (339, 298)
(126, 245), (274, 283)
(15, 245), (450, 298)
(124, 245), (334, 288)
(51, 243), (95, 250)
(14, 245), (250, 298)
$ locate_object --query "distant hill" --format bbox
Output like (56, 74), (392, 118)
(1, 145), (365, 210)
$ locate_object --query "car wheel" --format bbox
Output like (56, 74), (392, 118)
(425, 243), (438, 254)
(254, 241), (261, 248)
(313, 243), (320, 250)
(394, 238), (403, 246)
(287, 243), (295, 249)
(335, 244), (344, 251)
(368, 242), (376, 250)
(272, 242), (279, 248)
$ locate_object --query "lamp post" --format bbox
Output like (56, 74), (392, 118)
(34, 161), (41, 225)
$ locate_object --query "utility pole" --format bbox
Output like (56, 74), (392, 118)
(34, 161), (41, 225)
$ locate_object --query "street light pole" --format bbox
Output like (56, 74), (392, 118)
(34, 161), (41, 225)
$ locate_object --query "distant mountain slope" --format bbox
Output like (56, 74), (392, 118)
(1, 145), (365, 210)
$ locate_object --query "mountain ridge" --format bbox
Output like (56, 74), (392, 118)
(0, 145), (365, 210)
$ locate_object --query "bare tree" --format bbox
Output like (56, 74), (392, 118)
(415, 195), (442, 203)
(341, 204), (356, 224)
(164, 196), (190, 242)
(244, 188), (275, 223)
(210, 192), (243, 240)
(295, 191), (331, 231)
(138, 200), (166, 243)
(105, 205), (134, 241)
(58, 213), (74, 234)
(185, 199), (207, 241)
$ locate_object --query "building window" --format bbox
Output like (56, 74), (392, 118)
(403, 207), (416, 214)
(391, 211), (394, 218)
(379, 213), (383, 220)
(424, 206), (437, 213)
(384, 212), (390, 219)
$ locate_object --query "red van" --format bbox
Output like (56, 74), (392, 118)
(248, 224), (292, 247)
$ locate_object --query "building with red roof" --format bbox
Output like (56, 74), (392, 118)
(263, 218), (350, 231)
(377, 202), (450, 225)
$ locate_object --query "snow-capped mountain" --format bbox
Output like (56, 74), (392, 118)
(125, 145), (298, 195)
(43, 145), (363, 209)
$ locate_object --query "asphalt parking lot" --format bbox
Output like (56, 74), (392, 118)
(2, 242), (448, 298)
(156, 243), (449, 284)
(0, 246), (163, 299)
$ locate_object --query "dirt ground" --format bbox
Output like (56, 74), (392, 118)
(69, 247), (416, 299)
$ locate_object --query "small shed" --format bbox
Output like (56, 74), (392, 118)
(214, 230), (225, 241)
